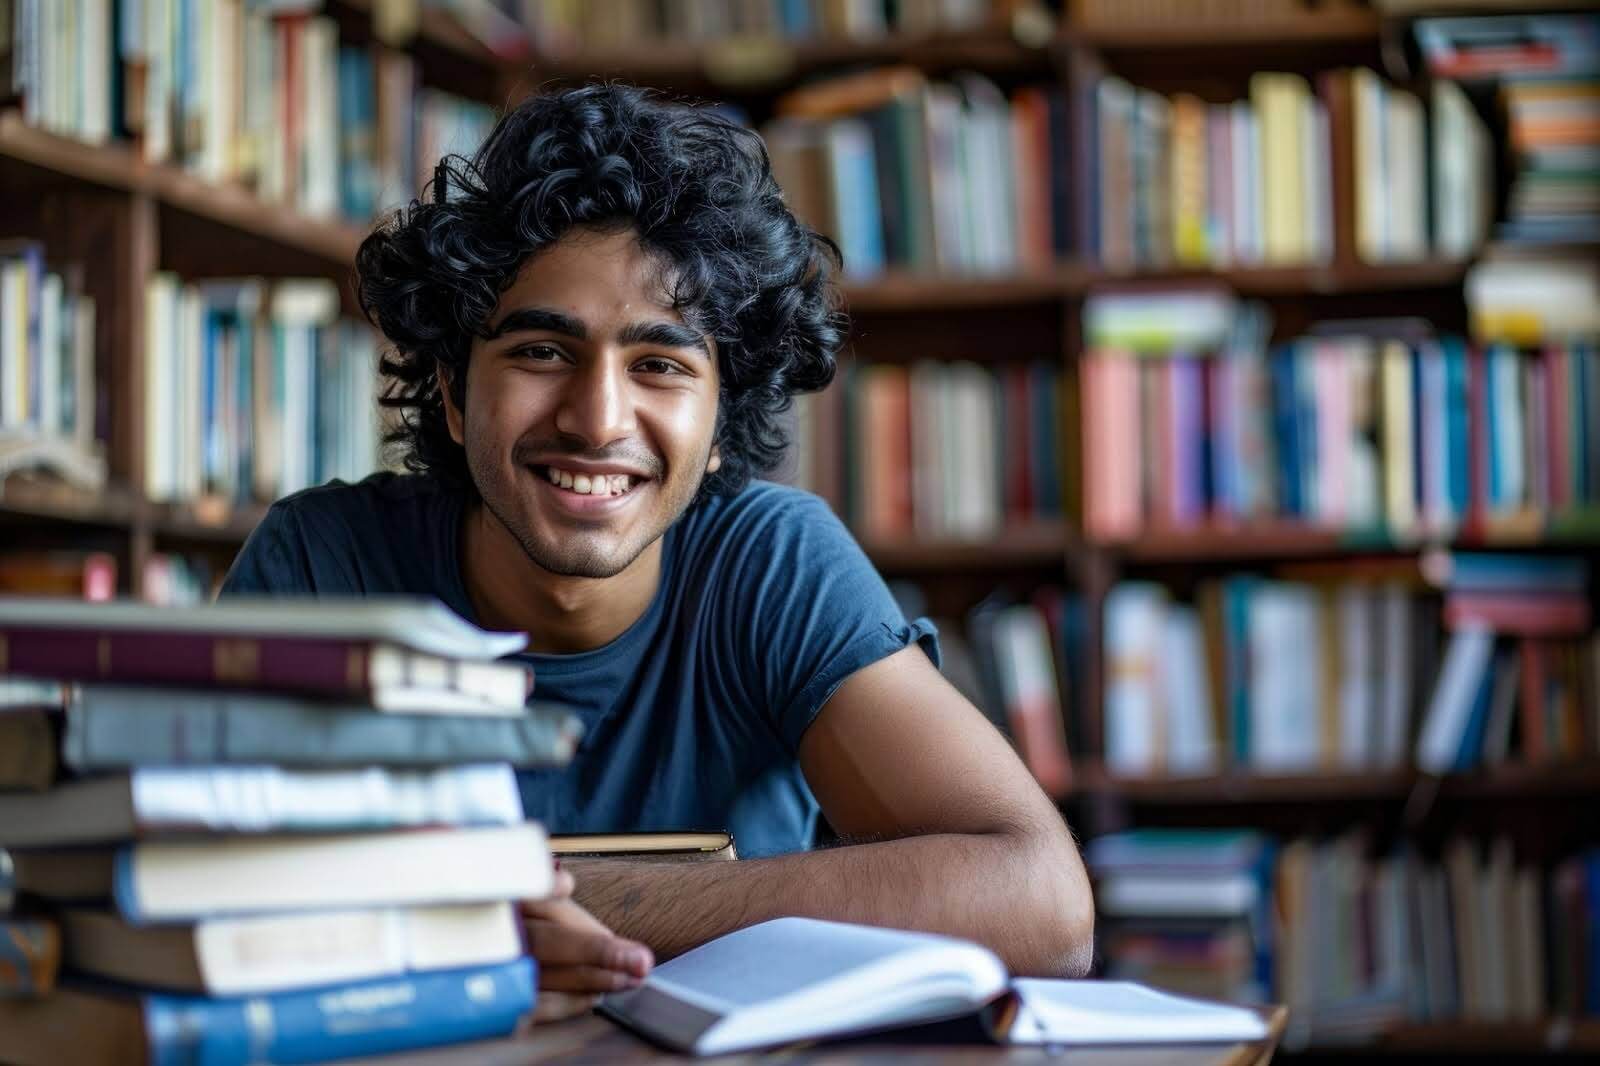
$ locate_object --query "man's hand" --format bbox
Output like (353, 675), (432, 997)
(520, 866), (655, 1022)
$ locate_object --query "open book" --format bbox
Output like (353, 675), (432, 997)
(600, 917), (1269, 1056)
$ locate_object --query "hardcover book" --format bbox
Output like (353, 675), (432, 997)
(600, 917), (1268, 1056)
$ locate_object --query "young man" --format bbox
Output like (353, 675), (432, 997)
(223, 84), (1093, 1018)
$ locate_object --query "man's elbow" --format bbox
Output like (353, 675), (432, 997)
(1002, 828), (1096, 978)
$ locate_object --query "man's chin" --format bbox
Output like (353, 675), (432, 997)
(520, 532), (641, 580)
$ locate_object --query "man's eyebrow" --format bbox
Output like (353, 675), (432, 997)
(618, 320), (711, 357)
(486, 307), (587, 340)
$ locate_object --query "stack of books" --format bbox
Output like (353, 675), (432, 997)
(1087, 830), (1276, 1007)
(0, 598), (582, 1065)
(1416, 553), (1596, 775)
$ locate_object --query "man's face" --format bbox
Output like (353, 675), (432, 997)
(443, 226), (721, 579)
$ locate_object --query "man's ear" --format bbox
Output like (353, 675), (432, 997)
(706, 444), (722, 475)
(438, 368), (465, 446)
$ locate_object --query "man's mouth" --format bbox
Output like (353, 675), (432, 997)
(535, 465), (646, 498)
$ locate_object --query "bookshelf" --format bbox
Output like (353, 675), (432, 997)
(3, 2), (1598, 1055)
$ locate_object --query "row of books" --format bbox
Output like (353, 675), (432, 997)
(1088, 829), (1600, 1048)
(7, 1), (495, 223)
(0, 598), (578, 1064)
(761, 62), (1496, 280)
(520, 0), (994, 51)
(1103, 553), (1597, 777)
(0, 243), (101, 489)
(1091, 71), (1490, 271)
(1081, 291), (1600, 543)
(143, 275), (381, 506)
(794, 360), (1066, 540)
(766, 68), (1057, 277)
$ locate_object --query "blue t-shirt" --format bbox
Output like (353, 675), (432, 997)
(219, 474), (938, 858)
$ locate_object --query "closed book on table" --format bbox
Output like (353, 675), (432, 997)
(61, 687), (581, 769)
(549, 831), (737, 862)
(0, 959), (535, 1066)
(13, 823), (553, 922)
(0, 597), (531, 711)
(57, 902), (521, 996)
(0, 764), (524, 847)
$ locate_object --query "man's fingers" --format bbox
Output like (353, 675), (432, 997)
(519, 895), (608, 935)
(547, 867), (575, 900)
(530, 991), (601, 1024)
(539, 964), (645, 994)
(523, 918), (654, 975)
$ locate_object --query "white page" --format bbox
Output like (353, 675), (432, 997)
(1007, 980), (1268, 1045)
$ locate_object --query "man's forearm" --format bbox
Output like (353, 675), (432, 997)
(567, 828), (1094, 978)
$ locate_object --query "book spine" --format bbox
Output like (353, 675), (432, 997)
(0, 628), (376, 699)
(64, 688), (578, 770)
(0, 918), (61, 997)
(141, 959), (535, 1065)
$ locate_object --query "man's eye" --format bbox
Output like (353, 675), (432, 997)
(511, 344), (564, 362)
(636, 357), (683, 375)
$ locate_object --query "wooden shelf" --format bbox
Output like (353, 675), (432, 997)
(1075, 762), (1600, 805)
(522, 28), (1052, 92)
(0, 113), (365, 270)
(1372, 1019), (1600, 1055)
(859, 520), (1071, 571)
(1100, 523), (1385, 564)
(1067, 10), (1381, 50)
(0, 481), (268, 549)
(1077, 764), (1419, 804)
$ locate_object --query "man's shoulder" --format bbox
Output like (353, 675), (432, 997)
(266, 471), (458, 533)
(680, 480), (842, 544)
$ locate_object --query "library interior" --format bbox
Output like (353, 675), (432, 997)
(1, 0), (1598, 1062)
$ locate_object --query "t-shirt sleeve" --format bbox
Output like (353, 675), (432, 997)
(218, 502), (322, 598)
(728, 490), (940, 753)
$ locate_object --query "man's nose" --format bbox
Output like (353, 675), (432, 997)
(553, 357), (636, 448)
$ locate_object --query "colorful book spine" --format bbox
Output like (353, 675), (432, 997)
(0, 919), (60, 999)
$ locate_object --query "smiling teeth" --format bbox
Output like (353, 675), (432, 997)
(544, 467), (637, 496)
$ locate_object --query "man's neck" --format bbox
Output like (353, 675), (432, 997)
(459, 500), (663, 654)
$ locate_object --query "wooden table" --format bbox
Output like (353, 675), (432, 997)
(360, 1004), (1287, 1064)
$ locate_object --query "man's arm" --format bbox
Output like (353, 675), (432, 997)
(566, 644), (1094, 977)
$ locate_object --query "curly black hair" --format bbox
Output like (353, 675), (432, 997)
(355, 83), (846, 497)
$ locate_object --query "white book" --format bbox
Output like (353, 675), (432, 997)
(0, 764), (524, 847)
(0, 596), (526, 660)
(1386, 88), (1428, 262)
(61, 901), (522, 996)
(13, 823), (552, 923)
(1161, 606), (1218, 775)
(600, 917), (1266, 1056)
(1353, 68), (1388, 263)
(1249, 583), (1322, 771)
(1103, 583), (1167, 776)
(1415, 626), (1495, 775)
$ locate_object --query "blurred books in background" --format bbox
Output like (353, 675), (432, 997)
(143, 275), (380, 506)
(1091, 828), (1600, 1050)
(1080, 288), (1600, 544)
(1102, 554), (1598, 779)
(0, 598), (576, 1065)
(795, 359), (1066, 541)
(0, 243), (101, 491)
(7, 1), (496, 224)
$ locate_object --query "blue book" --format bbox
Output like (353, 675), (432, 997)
(1441, 338), (1472, 520)
(140, 959), (534, 1065)
(1586, 854), (1600, 1017)
(1437, 552), (1590, 594)
(1269, 348), (1301, 517)
(1451, 647), (1500, 771)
